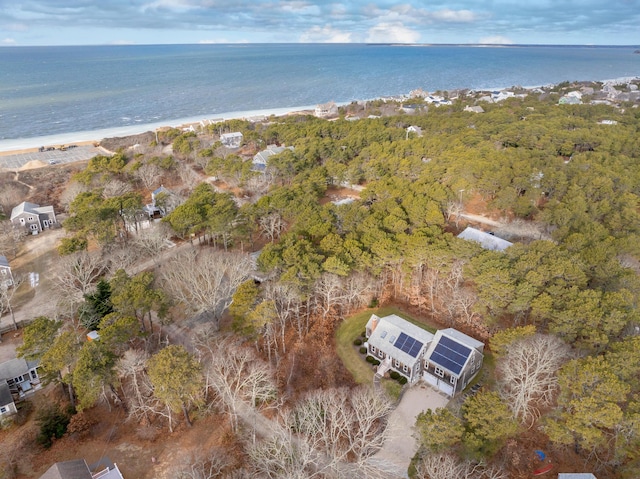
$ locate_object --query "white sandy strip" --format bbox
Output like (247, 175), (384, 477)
(0, 103), (348, 153)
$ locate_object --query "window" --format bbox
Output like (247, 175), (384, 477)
(0, 406), (7, 414)
(450, 375), (456, 385)
(394, 359), (400, 368)
(28, 216), (33, 221)
(434, 367), (444, 378)
(370, 346), (376, 354)
(403, 364), (408, 373)
(380, 331), (387, 339)
(31, 370), (38, 379)
(379, 351), (385, 359)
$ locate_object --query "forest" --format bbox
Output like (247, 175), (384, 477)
(2, 81), (640, 478)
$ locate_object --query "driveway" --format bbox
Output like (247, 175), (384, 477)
(368, 384), (450, 478)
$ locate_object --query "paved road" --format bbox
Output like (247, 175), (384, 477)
(0, 145), (106, 170)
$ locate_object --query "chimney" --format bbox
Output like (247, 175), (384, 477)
(371, 314), (380, 333)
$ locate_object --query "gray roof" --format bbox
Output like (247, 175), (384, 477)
(221, 132), (243, 139)
(440, 328), (484, 352)
(558, 475), (597, 479)
(0, 381), (14, 407)
(253, 145), (294, 165)
(457, 226), (513, 251)
(39, 460), (93, 479)
(10, 201), (41, 221)
(0, 255), (9, 269)
(0, 358), (38, 381)
(425, 329), (482, 378)
(367, 314), (433, 367)
(10, 201), (54, 221)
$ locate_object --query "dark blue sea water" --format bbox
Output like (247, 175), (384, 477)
(0, 44), (638, 145)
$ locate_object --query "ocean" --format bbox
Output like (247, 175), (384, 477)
(0, 44), (639, 149)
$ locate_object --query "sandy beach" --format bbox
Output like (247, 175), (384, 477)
(0, 104), (323, 156)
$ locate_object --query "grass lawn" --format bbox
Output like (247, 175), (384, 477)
(336, 306), (435, 385)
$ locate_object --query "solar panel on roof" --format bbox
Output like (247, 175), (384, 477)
(429, 336), (471, 375)
(394, 332), (424, 358)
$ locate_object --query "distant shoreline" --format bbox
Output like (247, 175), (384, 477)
(0, 104), (322, 154)
(1, 74), (638, 156)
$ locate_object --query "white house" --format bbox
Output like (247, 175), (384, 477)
(422, 328), (484, 396)
(366, 314), (433, 384)
(220, 132), (243, 148)
(314, 102), (338, 118)
(365, 314), (484, 396)
(457, 226), (513, 251)
(0, 358), (41, 400)
(10, 201), (57, 234)
(0, 255), (13, 288)
(0, 381), (17, 416)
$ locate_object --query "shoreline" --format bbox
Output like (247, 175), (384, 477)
(0, 103), (326, 154)
(1, 74), (638, 157)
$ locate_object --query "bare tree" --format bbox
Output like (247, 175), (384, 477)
(0, 275), (24, 332)
(134, 163), (162, 192)
(161, 249), (251, 329)
(496, 334), (572, 427)
(259, 212), (286, 243)
(313, 273), (348, 318)
(263, 281), (302, 347)
(197, 335), (278, 433)
(104, 244), (141, 275)
(132, 223), (171, 263)
(101, 179), (133, 198)
(247, 428), (319, 479)
(173, 448), (228, 479)
(0, 221), (23, 259)
(414, 453), (481, 479)
(53, 251), (107, 299)
(116, 349), (173, 426)
(0, 181), (27, 217)
(288, 387), (392, 472)
(59, 181), (89, 213)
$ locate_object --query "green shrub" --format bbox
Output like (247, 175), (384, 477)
(366, 355), (375, 364)
(389, 371), (400, 380)
(361, 331), (367, 338)
(398, 376), (408, 385)
(353, 338), (363, 346)
(359, 346), (367, 355)
(36, 404), (73, 448)
(368, 298), (379, 308)
(372, 359), (380, 366)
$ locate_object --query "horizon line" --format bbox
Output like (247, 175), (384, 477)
(1, 42), (640, 48)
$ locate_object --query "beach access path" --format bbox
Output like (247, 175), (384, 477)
(0, 144), (108, 170)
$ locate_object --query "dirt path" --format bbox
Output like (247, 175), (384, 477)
(459, 212), (504, 228)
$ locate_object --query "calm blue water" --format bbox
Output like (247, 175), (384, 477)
(0, 44), (638, 142)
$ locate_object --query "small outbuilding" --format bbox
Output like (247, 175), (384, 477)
(457, 226), (513, 251)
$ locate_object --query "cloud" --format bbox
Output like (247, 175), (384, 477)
(2, 38), (16, 45)
(300, 25), (352, 43)
(366, 22), (421, 44)
(478, 35), (513, 45)
(110, 39), (136, 45)
(430, 9), (477, 23)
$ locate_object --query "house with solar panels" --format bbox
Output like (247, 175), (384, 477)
(365, 314), (434, 384)
(423, 329), (484, 396)
(365, 314), (484, 396)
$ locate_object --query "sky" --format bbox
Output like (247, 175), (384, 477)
(1, 0), (639, 47)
